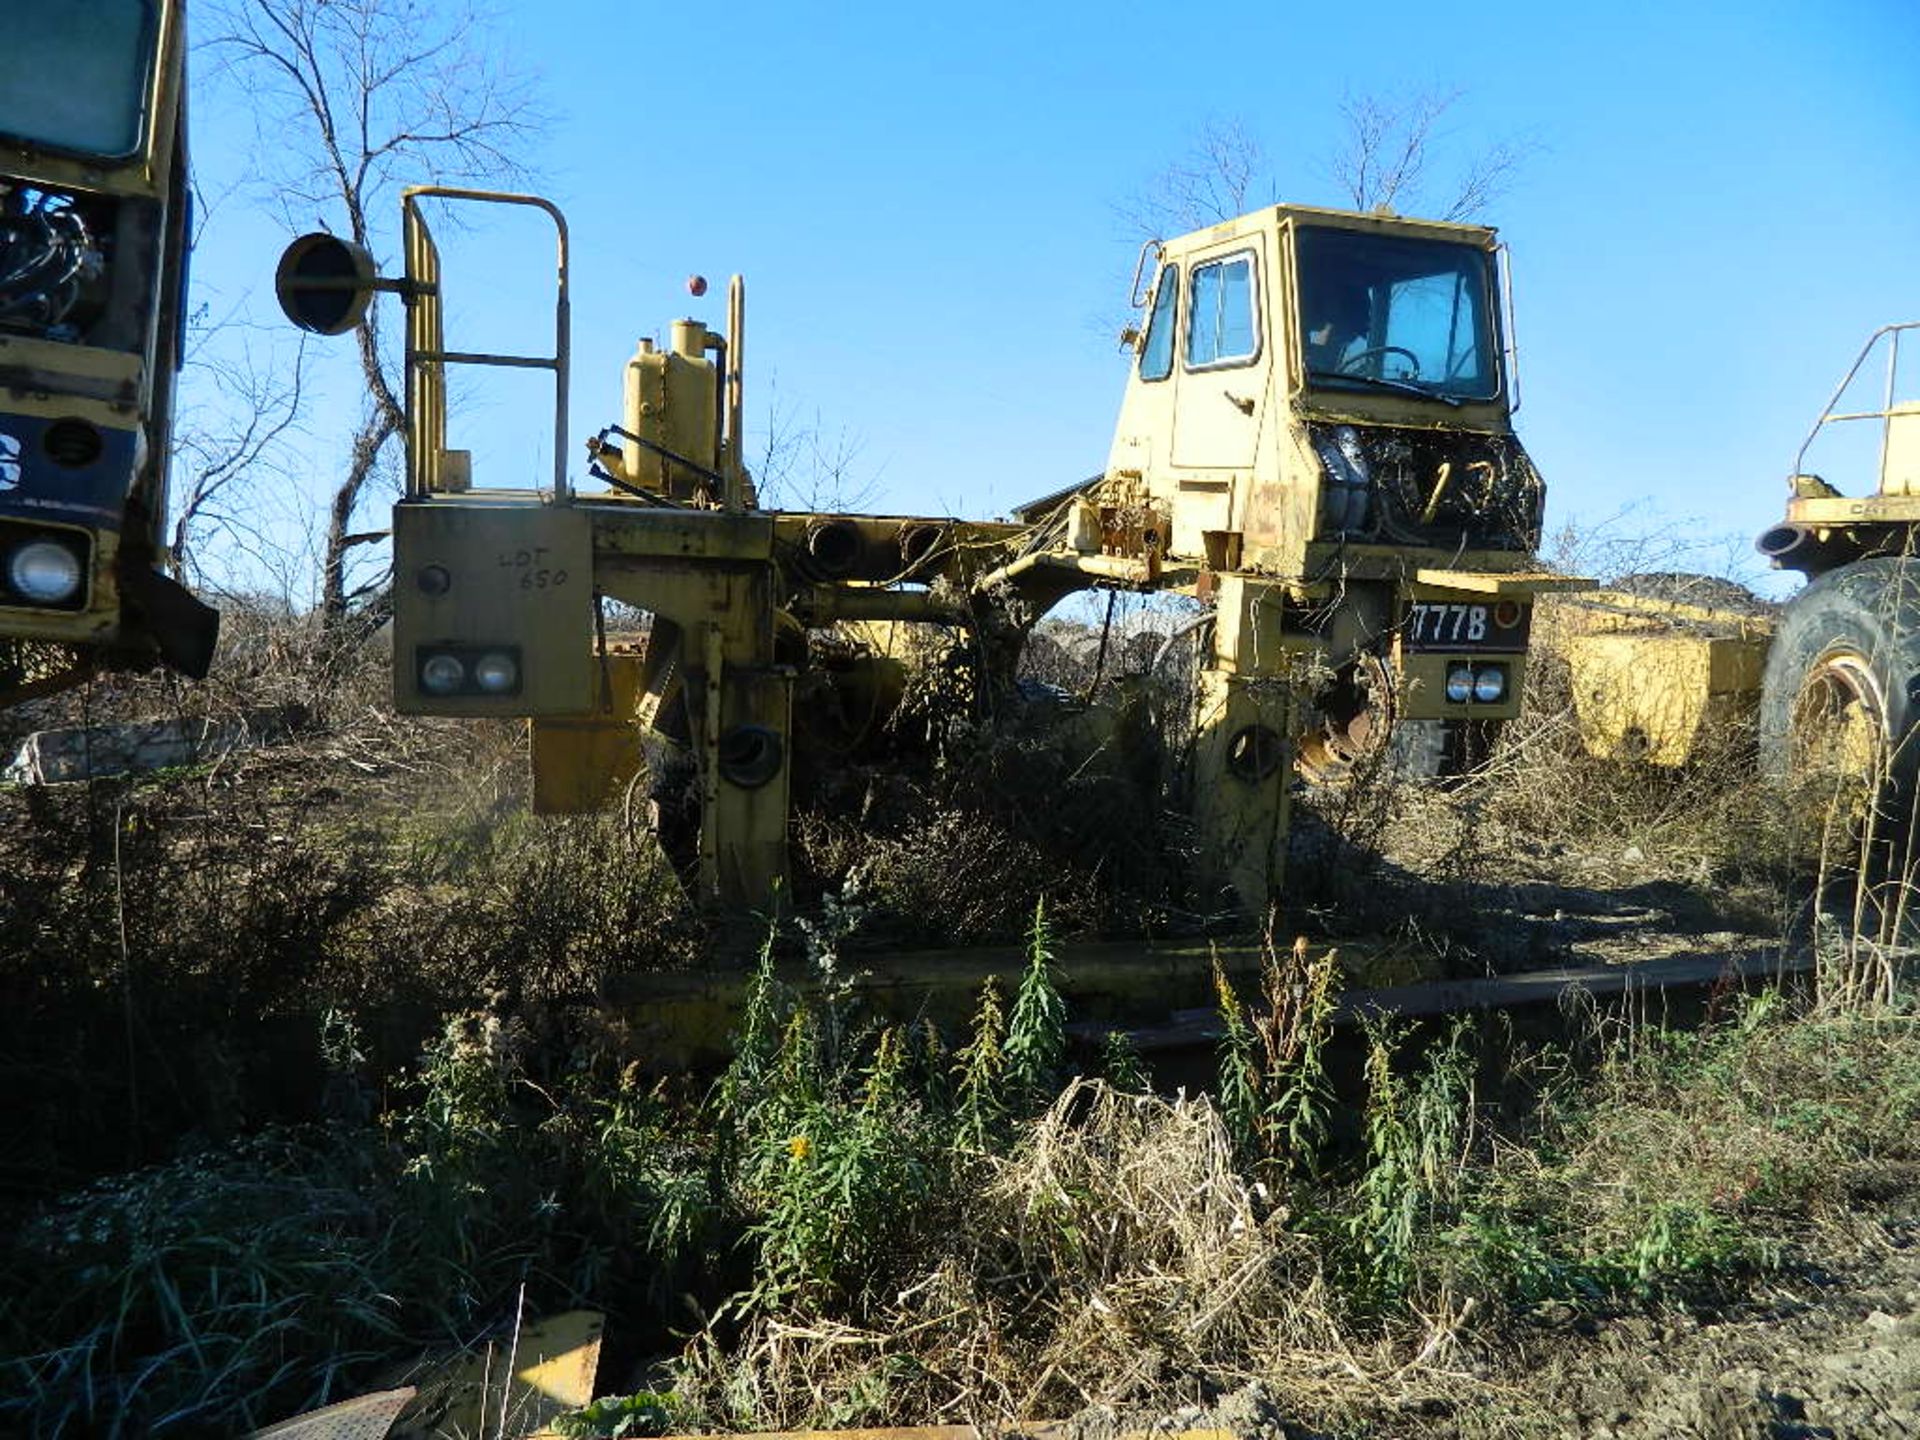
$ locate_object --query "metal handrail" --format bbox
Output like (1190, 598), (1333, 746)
(1792, 321), (1920, 484)
(400, 186), (571, 503)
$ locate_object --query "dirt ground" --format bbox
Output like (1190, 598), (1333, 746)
(1125, 1213), (1920, 1439)
(1479, 1224), (1920, 1440)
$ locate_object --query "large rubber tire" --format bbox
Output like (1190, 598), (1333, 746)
(1759, 557), (1920, 897)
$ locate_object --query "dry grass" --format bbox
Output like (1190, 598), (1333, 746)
(8, 581), (1920, 1436)
(0, 602), (700, 1195)
(1272, 595), (1813, 975)
(666, 985), (1920, 1434)
(672, 1078), (1470, 1432)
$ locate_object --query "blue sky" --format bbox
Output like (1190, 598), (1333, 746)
(186, 0), (1920, 598)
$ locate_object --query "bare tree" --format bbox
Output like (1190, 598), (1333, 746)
(754, 385), (880, 515)
(169, 329), (307, 587)
(164, 177), (310, 598)
(1328, 87), (1532, 221)
(1117, 118), (1269, 237)
(206, 0), (541, 627)
(1121, 91), (1534, 242)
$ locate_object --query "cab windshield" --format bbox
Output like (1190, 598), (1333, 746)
(1295, 226), (1500, 402)
(0, 1), (159, 160)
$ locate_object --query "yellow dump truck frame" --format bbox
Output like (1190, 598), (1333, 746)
(1561, 584), (1774, 765)
(280, 191), (1580, 919)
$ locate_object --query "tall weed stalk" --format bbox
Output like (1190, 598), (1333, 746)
(1004, 898), (1065, 1107)
(1347, 1018), (1473, 1304)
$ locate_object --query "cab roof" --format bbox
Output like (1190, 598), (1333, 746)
(1158, 203), (1498, 258)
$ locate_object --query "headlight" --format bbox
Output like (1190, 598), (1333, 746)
(416, 645), (522, 698)
(1472, 666), (1507, 704)
(7, 539), (83, 605)
(419, 652), (466, 695)
(1445, 664), (1474, 704)
(473, 651), (518, 694)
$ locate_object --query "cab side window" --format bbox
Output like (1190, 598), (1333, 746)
(1185, 253), (1258, 369)
(1138, 263), (1179, 382)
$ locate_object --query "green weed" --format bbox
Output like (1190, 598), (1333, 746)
(556, 1388), (688, 1437)
(1213, 953), (1262, 1159)
(1346, 1018), (1473, 1303)
(1211, 934), (1339, 1172)
(1100, 1028), (1150, 1091)
(953, 975), (1009, 1149)
(0, 1000), (721, 1436)
(1004, 898), (1066, 1106)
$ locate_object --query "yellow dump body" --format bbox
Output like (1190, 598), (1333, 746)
(1561, 588), (1774, 766)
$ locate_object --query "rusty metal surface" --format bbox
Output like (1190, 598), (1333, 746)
(248, 1387), (415, 1440)
(658, 1427), (1241, 1440)
(389, 1309), (603, 1440)
(1106, 944), (1809, 1054)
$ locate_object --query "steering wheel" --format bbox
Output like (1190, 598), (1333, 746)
(1339, 345), (1421, 379)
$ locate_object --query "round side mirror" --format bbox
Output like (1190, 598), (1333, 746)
(274, 233), (377, 336)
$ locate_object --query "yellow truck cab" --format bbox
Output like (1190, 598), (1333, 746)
(1098, 206), (1576, 772)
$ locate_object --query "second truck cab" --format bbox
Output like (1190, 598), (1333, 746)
(1103, 205), (1571, 772)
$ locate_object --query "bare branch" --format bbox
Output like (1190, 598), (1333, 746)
(1121, 91), (1536, 257)
(1439, 135), (1537, 222)
(1327, 86), (1537, 221)
(171, 328), (310, 584)
(201, 0), (543, 625)
(754, 380), (881, 514)
(1116, 119), (1267, 239)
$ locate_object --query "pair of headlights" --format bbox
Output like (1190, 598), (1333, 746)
(4, 538), (85, 608)
(418, 647), (520, 697)
(1445, 662), (1508, 705)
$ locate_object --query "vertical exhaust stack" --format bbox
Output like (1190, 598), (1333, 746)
(724, 275), (747, 512)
